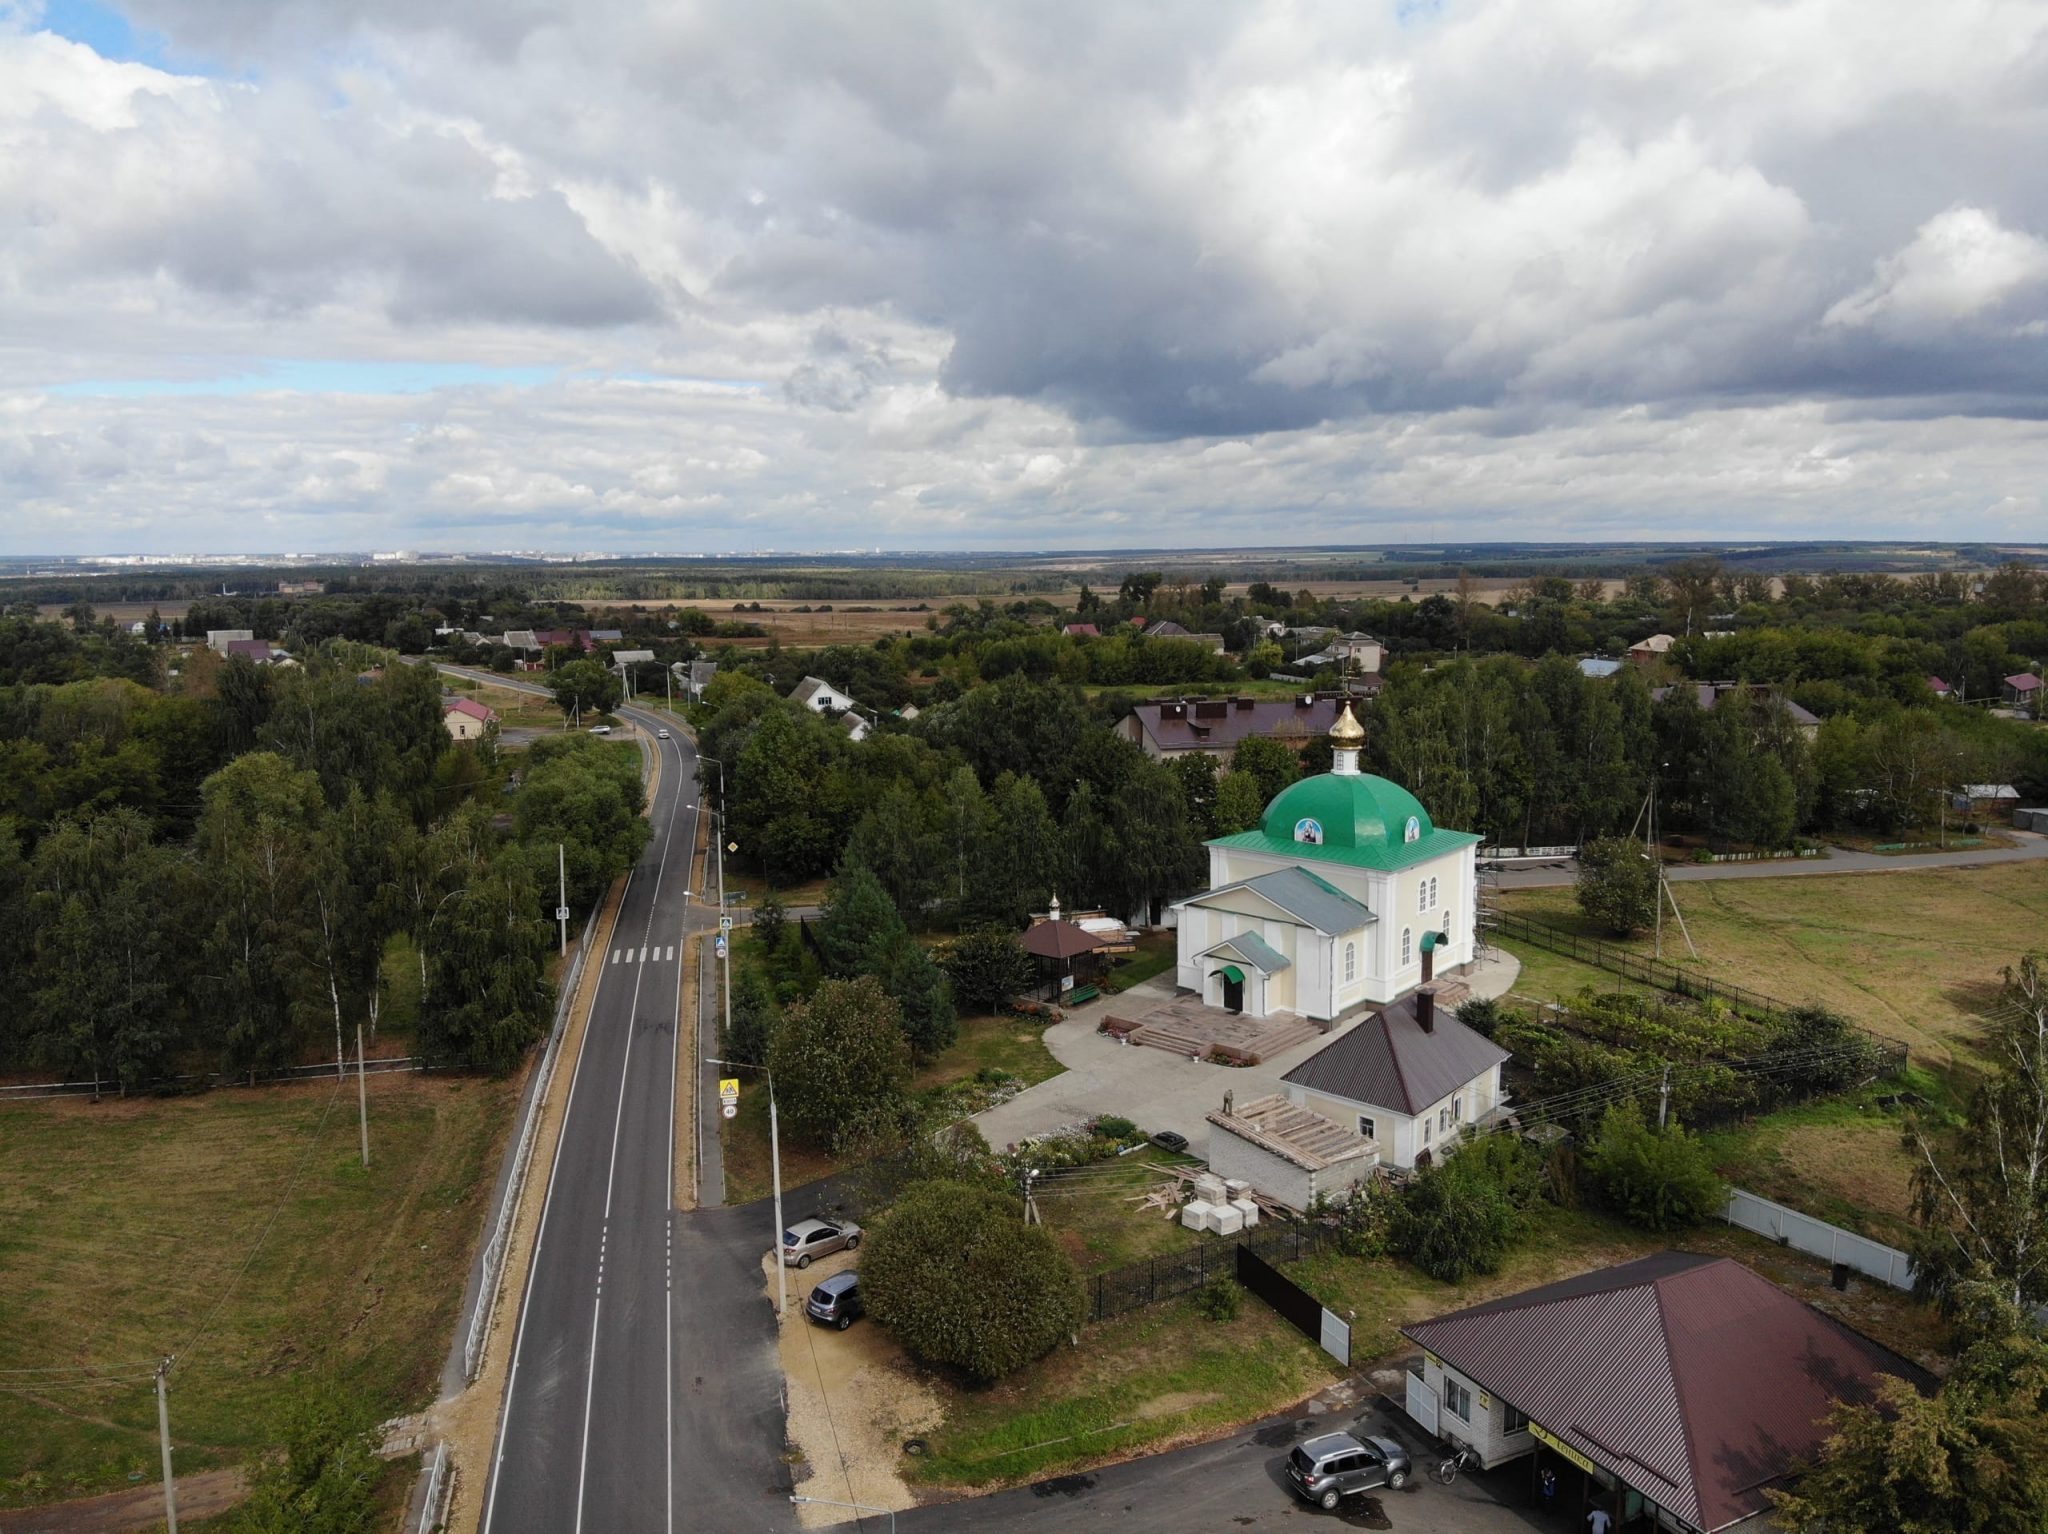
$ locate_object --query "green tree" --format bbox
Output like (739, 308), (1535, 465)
(847, 781), (941, 917)
(945, 927), (1035, 1013)
(767, 975), (912, 1151)
(513, 734), (651, 910)
(723, 967), (780, 1066)
(1230, 735), (1300, 807)
(751, 893), (786, 951)
(418, 854), (553, 1073)
(1908, 953), (2048, 1314)
(814, 859), (908, 978)
(1212, 769), (1265, 835)
(873, 933), (957, 1060)
(964, 772), (1061, 928)
(729, 706), (845, 881)
(548, 657), (623, 719)
(1576, 835), (1659, 936)
(1169, 752), (1220, 839)
(860, 1179), (1084, 1380)
(1583, 1103), (1725, 1231)
(1769, 1283), (2048, 1534)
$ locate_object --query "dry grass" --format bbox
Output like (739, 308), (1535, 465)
(1495, 863), (2048, 1065)
(0, 1074), (518, 1507)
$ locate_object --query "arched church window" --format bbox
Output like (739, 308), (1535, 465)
(1401, 927), (1412, 967)
(1344, 942), (1356, 982)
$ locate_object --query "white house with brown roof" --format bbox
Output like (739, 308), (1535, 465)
(443, 696), (499, 741)
(1279, 987), (1508, 1169)
(1119, 693), (1345, 761)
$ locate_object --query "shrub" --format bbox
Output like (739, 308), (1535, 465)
(751, 893), (786, 951)
(1396, 1153), (1522, 1282)
(861, 1179), (1083, 1380)
(1193, 1275), (1243, 1322)
(945, 927), (1035, 1013)
(1582, 1102), (1725, 1231)
(1095, 1115), (1137, 1139)
(1456, 996), (1503, 1038)
(1314, 1180), (1399, 1258)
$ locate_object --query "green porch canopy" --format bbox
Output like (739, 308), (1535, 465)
(1220, 964), (1246, 984)
(1420, 929), (1449, 953)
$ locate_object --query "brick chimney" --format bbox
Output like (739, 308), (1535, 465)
(1415, 984), (1437, 1033)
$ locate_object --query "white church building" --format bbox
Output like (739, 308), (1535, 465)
(1172, 703), (1480, 1022)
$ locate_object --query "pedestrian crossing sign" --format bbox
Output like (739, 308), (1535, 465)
(718, 1078), (740, 1104)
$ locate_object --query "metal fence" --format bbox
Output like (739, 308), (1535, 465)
(1721, 1187), (1917, 1291)
(1084, 1219), (1333, 1324)
(0, 1054), (424, 1103)
(462, 894), (601, 1383)
(1481, 909), (1903, 1055)
(410, 1441), (452, 1534)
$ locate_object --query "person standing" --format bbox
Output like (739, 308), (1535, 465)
(1540, 1467), (1558, 1515)
(1587, 1508), (1612, 1534)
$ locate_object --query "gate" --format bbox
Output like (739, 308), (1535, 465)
(1405, 1371), (1439, 1437)
(1236, 1245), (1350, 1365)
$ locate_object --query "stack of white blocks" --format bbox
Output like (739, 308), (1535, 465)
(1181, 1172), (1261, 1235)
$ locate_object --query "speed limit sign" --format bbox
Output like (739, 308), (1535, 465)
(722, 1103), (737, 1119)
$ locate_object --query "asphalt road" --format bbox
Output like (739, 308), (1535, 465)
(441, 674), (790, 1534)
(1487, 828), (2048, 889)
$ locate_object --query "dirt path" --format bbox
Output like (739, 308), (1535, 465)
(0, 1469), (245, 1533)
(773, 1250), (942, 1527)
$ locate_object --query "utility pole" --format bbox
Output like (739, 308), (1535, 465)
(1658, 1064), (1671, 1130)
(156, 1359), (179, 1534)
(356, 1024), (370, 1168)
(557, 842), (569, 958)
(1651, 771), (1663, 962)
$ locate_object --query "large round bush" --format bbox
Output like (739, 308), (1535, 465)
(861, 1179), (1083, 1381)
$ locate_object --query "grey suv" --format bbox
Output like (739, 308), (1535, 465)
(806, 1272), (864, 1330)
(1285, 1432), (1411, 1509)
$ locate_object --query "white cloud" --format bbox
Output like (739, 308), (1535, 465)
(1, 0), (2045, 551)
(1825, 205), (2048, 334)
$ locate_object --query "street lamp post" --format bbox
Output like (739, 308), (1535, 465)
(790, 1494), (893, 1533)
(706, 1056), (787, 1318)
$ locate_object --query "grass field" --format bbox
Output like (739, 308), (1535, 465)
(0, 1074), (517, 1507)
(1490, 935), (1652, 1007)
(1100, 931), (1177, 995)
(1033, 1155), (1210, 1272)
(1494, 863), (2048, 1066)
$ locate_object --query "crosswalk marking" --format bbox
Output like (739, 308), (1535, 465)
(606, 942), (677, 965)
(610, 949), (621, 964)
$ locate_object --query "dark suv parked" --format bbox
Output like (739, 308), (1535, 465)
(805, 1271), (864, 1330)
(1285, 1432), (1411, 1509)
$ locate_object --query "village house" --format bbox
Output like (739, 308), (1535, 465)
(1295, 631), (1384, 675)
(1204, 1093), (1379, 1210)
(2004, 671), (2041, 714)
(1118, 693), (1347, 761)
(789, 675), (852, 715)
(1651, 682), (1821, 737)
(443, 696), (498, 742)
(1629, 633), (1676, 665)
(1279, 985), (1507, 1170)
(1400, 1251), (1931, 1533)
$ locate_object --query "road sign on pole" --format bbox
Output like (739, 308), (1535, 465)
(555, 906), (569, 922)
(718, 1078), (740, 1104)
(714, 936), (728, 960)
(719, 915), (733, 933)
(722, 1103), (737, 1119)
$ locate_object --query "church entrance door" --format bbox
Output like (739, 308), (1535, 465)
(1222, 973), (1244, 1013)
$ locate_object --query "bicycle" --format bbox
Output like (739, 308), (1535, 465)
(1431, 1443), (1479, 1484)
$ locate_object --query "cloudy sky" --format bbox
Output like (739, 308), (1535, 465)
(2, 0), (2045, 555)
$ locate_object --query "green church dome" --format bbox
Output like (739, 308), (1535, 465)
(1260, 772), (1435, 855)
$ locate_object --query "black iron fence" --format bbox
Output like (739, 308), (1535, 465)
(1084, 1219), (1333, 1324)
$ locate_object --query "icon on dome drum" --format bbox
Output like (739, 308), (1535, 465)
(1294, 817), (1323, 845)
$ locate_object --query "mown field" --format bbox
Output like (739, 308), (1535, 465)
(0, 1074), (516, 1508)
(1494, 862), (2048, 1066)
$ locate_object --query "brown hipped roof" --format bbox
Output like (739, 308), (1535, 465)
(1020, 920), (1108, 959)
(1131, 694), (1345, 753)
(1401, 1252), (1933, 1532)
(1281, 994), (1507, 1115)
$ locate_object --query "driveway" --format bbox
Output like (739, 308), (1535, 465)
(972, 953), (1521, 1154)
(894, 1394), (1551, 1534)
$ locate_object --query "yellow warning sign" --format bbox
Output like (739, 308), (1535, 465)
(718, 1077), (741, 1102)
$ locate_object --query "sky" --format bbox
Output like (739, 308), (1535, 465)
(2, 1), (2045, 556)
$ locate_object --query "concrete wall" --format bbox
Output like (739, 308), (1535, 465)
(1205, 1131), (1374, 1212)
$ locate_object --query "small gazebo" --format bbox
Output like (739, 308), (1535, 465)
(1021, 895), (1110, 1001)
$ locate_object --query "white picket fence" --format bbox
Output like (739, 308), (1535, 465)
(1722, 1187), (1915, 1290)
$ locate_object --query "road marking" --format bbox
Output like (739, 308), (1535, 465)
(572, 715), (689, 1534)
(484, 714), (692, 1534)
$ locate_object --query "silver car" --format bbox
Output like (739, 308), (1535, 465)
(781, 1217), (861, 1269)
(1286, 1432), (1411, 1509)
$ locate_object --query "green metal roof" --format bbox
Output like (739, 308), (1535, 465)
(1206, 769), (1480, 873)
(1219, 964), (1246, 984)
